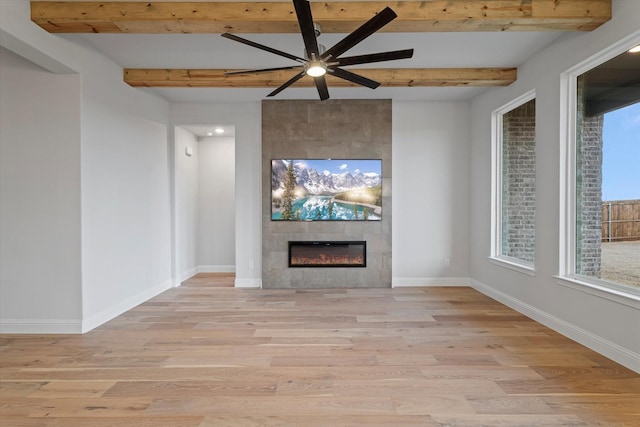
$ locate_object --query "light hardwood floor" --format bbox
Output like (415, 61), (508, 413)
(1, 273), (639, 426)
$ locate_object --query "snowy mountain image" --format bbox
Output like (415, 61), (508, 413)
(271, 159), (382, 221)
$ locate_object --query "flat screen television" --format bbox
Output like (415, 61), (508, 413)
(271, 159), (382, 221)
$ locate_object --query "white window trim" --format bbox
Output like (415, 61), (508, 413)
(490, 90), (537, 274)
(489, 256), (536, 276)
(558, 30), (640, 305)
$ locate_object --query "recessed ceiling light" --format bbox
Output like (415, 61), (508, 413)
(214, 128), (225, 134)
(629, 45), (640, 53)
(206, 131), (214, 136)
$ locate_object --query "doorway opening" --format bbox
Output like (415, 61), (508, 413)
(174, 125), (236, 284)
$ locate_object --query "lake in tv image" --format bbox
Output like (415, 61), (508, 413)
(271, 159), (382, 221)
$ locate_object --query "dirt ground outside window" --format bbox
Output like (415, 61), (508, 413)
(600, 241), (640, 288)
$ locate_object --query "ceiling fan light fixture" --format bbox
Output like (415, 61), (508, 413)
(306, 62), (327, 77)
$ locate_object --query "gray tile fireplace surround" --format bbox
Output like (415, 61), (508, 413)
(262, 99), (392, 289)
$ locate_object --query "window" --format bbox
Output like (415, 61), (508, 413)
(600, 105), (640, 287)
(560, 37), (640, 302)
(491, 92), (536, 273)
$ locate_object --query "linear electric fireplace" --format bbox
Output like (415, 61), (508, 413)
(288, 241), (366, 267)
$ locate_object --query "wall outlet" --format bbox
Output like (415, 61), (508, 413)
(444, 258), (450, 267)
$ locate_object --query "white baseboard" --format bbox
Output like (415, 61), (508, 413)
(235, 278), (262, 288)
(0, 318), (82, 334)
(199, 265), (236, 273)
(81, 279), (173, 333)
(176, 267), (199, 285)
(392, 277), (471, 288)
(470, 279), (640, 374)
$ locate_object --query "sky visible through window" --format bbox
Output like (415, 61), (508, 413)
(602, 102), (640, 201)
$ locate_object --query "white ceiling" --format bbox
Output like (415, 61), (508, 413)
(180, 124), (236, 137)
(63, 29), (565, 103)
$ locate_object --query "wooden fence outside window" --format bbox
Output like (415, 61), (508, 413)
(602, 200), (640, 242)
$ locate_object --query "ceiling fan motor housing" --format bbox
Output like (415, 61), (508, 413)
(304, 43), (326, 60)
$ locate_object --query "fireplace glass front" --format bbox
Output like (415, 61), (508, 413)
(288, 241), (366, 267)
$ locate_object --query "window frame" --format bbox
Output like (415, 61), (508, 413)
(490, 90), (537, 275)
(558, 32), (640, 308)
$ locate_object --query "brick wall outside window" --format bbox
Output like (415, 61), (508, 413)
(576, 77), (603, 277)
(501, 99), (536, 263)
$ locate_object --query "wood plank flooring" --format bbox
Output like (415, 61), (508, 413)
(1, 273), (639, 426)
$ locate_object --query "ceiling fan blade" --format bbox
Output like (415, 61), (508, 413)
(267, 70), (307, 97)
(221, 33), (305, 63)
(314, 75), (330, 100)
(328, 67), (380, 89)
(322, 7), (397, 61)
(292, 0), (320, 58)
(225, 65), (303, 76)
(335, 49), (414, 67)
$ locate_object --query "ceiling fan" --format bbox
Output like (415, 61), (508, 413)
(221, 0), (413, 100)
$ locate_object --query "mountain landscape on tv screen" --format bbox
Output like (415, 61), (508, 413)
(271, 159), (382, 221)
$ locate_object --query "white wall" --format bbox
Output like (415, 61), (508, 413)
(198, 136), (236, 271)
(78, 38), (172, 330)
(174, 127), (199, 282)
(469, 0), (640, 371)
(81, 100), (172, 330)
(1, 0), (173, 332)
(392, 102), (471, 286)
(0, 47), (83, 332)
(171, 103), (261, 287)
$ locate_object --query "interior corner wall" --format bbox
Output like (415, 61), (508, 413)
(75, 32), (172, 331)
(81, 99), (172, 330)
(469, 0), (640, 370)
(0, 47), (83, 332)
(262, 99), (392, 289)
(392, 101), (471, 286)
(198, 136), (236, 272)
(174, 127), (199, 283)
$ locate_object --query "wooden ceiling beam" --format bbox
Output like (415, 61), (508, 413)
(32, 1), (611, 34)
(123, 68), (518, 88)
